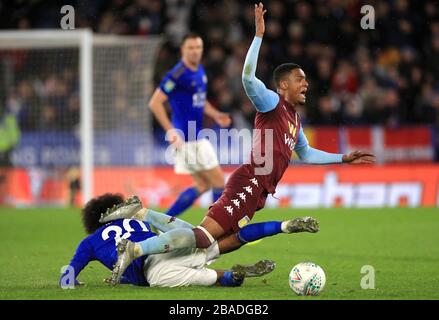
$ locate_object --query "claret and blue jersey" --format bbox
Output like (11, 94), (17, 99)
(159, 61), (207, 141)
(242, 36), (344, 168)
(62, 219), (156, 286)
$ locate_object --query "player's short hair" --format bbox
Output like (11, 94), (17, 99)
(181, 32), (202, 45)
(273, 63), (302, 88)
(81, 193), (124, 234)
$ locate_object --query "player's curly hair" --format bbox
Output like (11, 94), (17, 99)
(81, 193), (124, 234)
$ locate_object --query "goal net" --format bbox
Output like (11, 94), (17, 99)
(0, 30), (162, 206)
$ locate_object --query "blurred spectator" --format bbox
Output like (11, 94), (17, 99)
(359, 77), (383, 115)
(11, 80), (41, 130)
(0, 107), (20, 204)
(312, 95), (341, 125)
(332, 60), (359, 96)
(342, 95), (365, 125)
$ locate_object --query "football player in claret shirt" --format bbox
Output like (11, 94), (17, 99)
(107, 3), (375, 284)
(149, 33), (231, 217)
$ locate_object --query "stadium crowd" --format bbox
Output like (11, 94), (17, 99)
(1, 0), (438, 133)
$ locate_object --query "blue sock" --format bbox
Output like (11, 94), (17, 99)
(212, 188), (224, 202)
(219, 271), (244, 287)
(167, 187), (200, 217)
(237, 221), (282, 243)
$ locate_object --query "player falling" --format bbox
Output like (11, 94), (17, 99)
(105, 2), (376, 285)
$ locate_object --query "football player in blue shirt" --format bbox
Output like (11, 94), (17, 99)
(60, 193), (277, 288)
(149, 33), (231, 217)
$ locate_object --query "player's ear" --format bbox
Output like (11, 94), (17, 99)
(280, 79), (288, 90)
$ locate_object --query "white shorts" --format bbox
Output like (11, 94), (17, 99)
(174, 138), (219, 174)
(143, 243), (220, 287)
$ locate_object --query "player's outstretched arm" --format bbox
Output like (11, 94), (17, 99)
(59, 239), (93, 288)
(294, 128), (376, 164)
(242, 3), (279, 113)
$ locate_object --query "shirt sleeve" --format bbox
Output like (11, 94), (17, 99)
(159, 72), (177, 96)
(294, 127), (344, 164)
(60, 238), (94, 286)
(242, 36), (279, 113)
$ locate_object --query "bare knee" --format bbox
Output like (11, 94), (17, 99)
(209, 169), (225, 189)
(199, 167), (225, 190)
(211, 179), (225, 189)
(193, 179), (209, 194)
(192, 227), (214, 249)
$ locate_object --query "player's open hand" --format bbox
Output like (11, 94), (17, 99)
(342, 151), (376, 164)
(255, 2), (266, 37)
(215, 112), (232, 128)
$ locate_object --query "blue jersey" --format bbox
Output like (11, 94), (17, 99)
(159, 61), (207, 141)
(62, 219), (156, 286)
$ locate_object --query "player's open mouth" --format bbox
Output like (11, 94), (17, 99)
(300, 90), (307, 99)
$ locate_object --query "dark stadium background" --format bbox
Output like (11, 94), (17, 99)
(0, 0), (438, 153)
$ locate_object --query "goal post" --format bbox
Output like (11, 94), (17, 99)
(80, 30), (93, 206)
(0, 29), (162, 206)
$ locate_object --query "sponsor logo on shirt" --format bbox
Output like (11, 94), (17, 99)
(164, 79), (176, 93)
(285, 114), (299, 151)
(288, 121), (297, 137)
(285, 133), (296, 151)
(192, 92), (206, 108)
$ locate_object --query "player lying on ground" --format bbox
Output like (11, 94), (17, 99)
(107, 3), (375, 285)
(61, 193), (315, 288)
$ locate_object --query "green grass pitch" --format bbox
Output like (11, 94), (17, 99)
(0, 206), (438, 300)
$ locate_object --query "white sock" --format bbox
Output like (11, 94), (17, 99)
(281, 221), (289, 233)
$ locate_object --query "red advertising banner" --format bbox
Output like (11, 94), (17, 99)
(2, 165), (438, 208)
(305, 126), (434, 163)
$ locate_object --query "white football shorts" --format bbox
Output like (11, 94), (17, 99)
(174, 138), (220, 174)
(143, 242), (220, 287)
